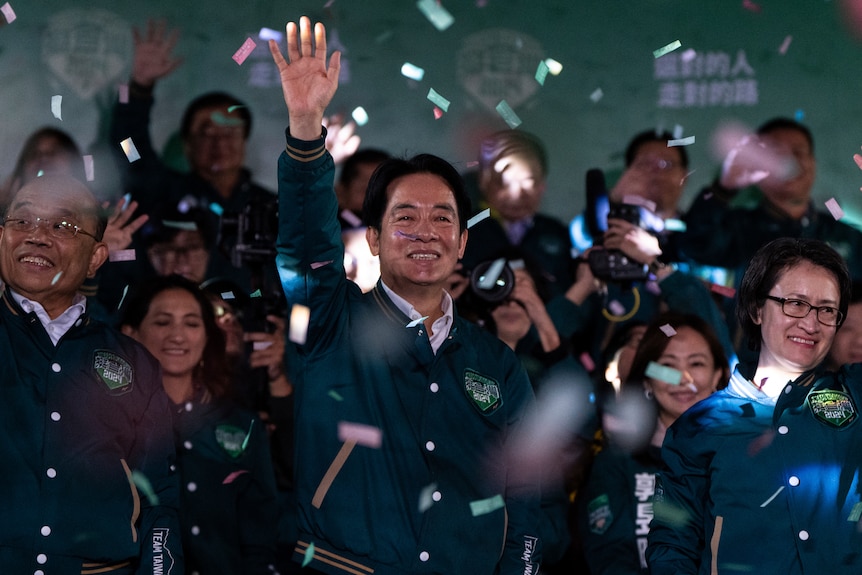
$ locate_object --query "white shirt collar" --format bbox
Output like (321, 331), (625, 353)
(380, 281), (454, 354)
(11, 290), (87, 346)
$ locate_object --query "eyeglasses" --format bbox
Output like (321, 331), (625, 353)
(3, 216), (98, 240)
(631, 157), (681, 172)
(764, 295), (843, 327)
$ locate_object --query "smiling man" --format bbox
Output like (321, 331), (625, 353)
(270, 16), (542, 575)
(0, 175), (182, 574)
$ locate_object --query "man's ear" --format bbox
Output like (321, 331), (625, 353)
(87, 242), (110, 278)
(366, 227), (380, 257)
(457, 228), (468, 260)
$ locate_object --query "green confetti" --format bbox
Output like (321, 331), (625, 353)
(131, 470), (160, 505)
(328, 390), (344, 401)
(227, 105), (246, 113)
(535, 60), (549, 86)
(427, 88), (450, 113)
(241, 419), (254, 451)
(848, 502), (862, 522)
(117, 285), (130, 310)
(470, 494), (505, 516)
(653, 40), (682, 59)
(302, 542), (315, 567)
(162, 220), (198, 231)
(495, 100), (522, 129)
(417, 0), (454, 31)
(646, 361), (682, 385)
(210, 111), (245, 127)
(667, 136), (695, 147)
(249, 289), (262, 298)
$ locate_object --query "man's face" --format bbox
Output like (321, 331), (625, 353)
(758, 128), (816, 205)
(627, 141), (687, 214)
(366, 173), (467, 297)
(147, 230), (210, 283)
(483, 155), (546, 222)
(21, 135), (78, 185)
(183, 105), (247, 179)
(0, 176), (107, 317)
(338, 161), (380, 214)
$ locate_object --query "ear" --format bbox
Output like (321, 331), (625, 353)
(457, 228), (468, 260)
(708, 368), (723, 392)
(751, 305), (763, 326)
(120, 324), (137, 338)
(366, 227), (380, 257)
(87, 242), (110, 278)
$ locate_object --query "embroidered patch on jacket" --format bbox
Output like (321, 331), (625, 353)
(587, 494), (613, 534)
(215, 425), (248, 458)
(809, 389), (857, 428)
(464, 369), (502, 414)
(93, 350), (133, 394)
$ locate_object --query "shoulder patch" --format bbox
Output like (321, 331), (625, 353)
(587, 494), (613, 534)
(215, 424), (248, 459)
(464, 368), (502, 414)
(808, 389), (857, 428)
(93, 350), (133, 395)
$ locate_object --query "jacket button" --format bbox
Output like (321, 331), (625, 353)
(46, 468), (56, 479)
(788, 476), (800, 486)
(425, 441), (436, 452)
(777, 425), (788, 434)
(40, 526), (51, 536)
(798, 530), (809, 541)
(50, 412), (61, 422)
(36, 554), (47, 564)
(419, 551), (430, 562)
(51, 363), (61, 373)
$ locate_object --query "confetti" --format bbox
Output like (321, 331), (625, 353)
(289, 304), (310, 344)
(208, 202), (224, 216)
(120, 138), (141, 163)
(310, 260), (334, 270)
(51, 272), (62, 286)
(131, 470), (159, 505)
(232, 37), (257, 65)
(664, 218), (687, 232)
(470, 494), (505, 516)
(417, 0), (454, 31)
(535, 61), (549, 86)
(328, 390), (344, 401)
(253, 341), (273, 351)
(825, 197), (844, 221)
(579, 351), (595, 372)
(710, 283), (736, 298)
(778, 35), (793, 55)
(220, 291), (235, 300)
(589, 88), (603, 103)
(118, 84), (129, 104)
(853, 151), (862, 171)
(433, 106), (444, 120)
(508, 259), (525, 270)
(51, 95), (62, 120)
(742, 0), (762, 13)
(109, 249), (136, 262)
(668, 136), (695, 147)
(250, 289), (262, 298)
(427, 88), (450, 113)
(162, 220), (197, 231)
(211, 111), (244, 127)
(83, 155), (94, 182)
(680, 48), (697, 62)
(337, 421), (383, 448)
(477, 258), (507, 290)
(495, 100), (522, 129)
(351, 106), (369, 126)
(794, 109), (805, 122)
(401, 62), (425, 81)
(673, 124), (684, 139)
(653, 40), (681, 59)
(340, 209), (362, 227)
(117, 285), (129, 310)
(608, 300), (626, 316)
(406, 316), (429, 328)
(418, 483), (438, 512)
(467, 208), (490, 229)
(258, 27), (283, 42)
(544, 58), (563, 75)
(659, 324), (677, 337)
(222, 470), (249, 485)
(646, 361), (682, 385)
(0, 2), (16, 24)
(302, 542), (315, 567)
(241, 420), (254, 451)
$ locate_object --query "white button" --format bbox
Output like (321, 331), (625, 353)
(46, 468), (56, 478)
(430, 382), (439, 393)
(432, 491), (442, 502)
(191, 525), (200, 535)
(50, 412), (61, 422)
(425, 441), (435, 452)
(36, 554), (47, 564)
(48, 325), (57, 332)
(183, 441), (193, 450)
(184, 402), (194, 412)
(35, 570), (45, 575)
(799, 530), (809, 541)
(40, 525), (51, 536)
(74, 319), (82, 327)
(51, 363), (61, 373)
(170, 464), (176, 472)
(419, 551), (430, 562)
(187, 482), (197, 492)
(789, 476), (800, 486)
(784, 385), (792, 394)
(778, 425), (788, 434)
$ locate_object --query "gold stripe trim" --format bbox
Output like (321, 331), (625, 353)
(294, 541), (375, 574)
(311, 440), (356, 508)
(120, 459), (140, 543)
(710, 515), (723, 575)
(81, 560), (133, 574)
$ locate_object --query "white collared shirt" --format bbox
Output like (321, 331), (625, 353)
(11, 290), (87, 346)
(380, 281), (453, 354)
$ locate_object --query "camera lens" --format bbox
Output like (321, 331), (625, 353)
(470, 258), (515, 303)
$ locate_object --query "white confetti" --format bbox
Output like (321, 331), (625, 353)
(417, 0), (454, 31)
(120, 138), (141, 163)
(83, 155), (94, 182)
(825, 197), (844, 221)
(108, 249), (136, 262)
(659, 323), (677, 337)
(668, 136), (695, 147)
(401, 62), (425, 81)
(351, 106), (369, 126)
(51, 95), (62, 121)
(467, 208), (490, 229)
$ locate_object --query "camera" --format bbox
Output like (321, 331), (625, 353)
(468, 258), (517, 303)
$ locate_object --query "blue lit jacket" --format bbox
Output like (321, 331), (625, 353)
(647, 363), (862, 574)
(276, 131), (542, 575)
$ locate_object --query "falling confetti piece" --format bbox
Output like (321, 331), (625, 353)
(310, 260), (334, 270)
(608, 300), (626, 316)
(83, 155), (94, 182)
(668, 136), (695, 147)
(406, 316), (429, 328)
(302, 542), (315, 567)
(710, 283), (736, 298)
(579, 352), (595, 372)
(118, 84), (129, 104)
(253, 341), (274, 351)
(258, 27), (283, 42)
(131, 470), (160, 505)
(742, 0), (762, 13)
(241, 420), (254, 451)
(794, 109), (805, 122)
(659, 324), (677, 337)
(778, 35), (792, 54)
(467, 208), (490, 229)
(208, 202), (224, 216)
(680, 48), (697, 62)
(351, 106), (369, 126)
(664, 218), (686, 232)
(401, 62), (425, 81)
(337, 421), (383, 448)
(418, 483), (438, 512)
(495, 100), (521, 128)
(477, 258), (507, 290)
(117, 285), (129, 310)
(328, 390), (344, 401)
(470, 494), (505, 516)
(673, 124), (684, 139)
(51, 95), (62, 120)
(232, 37), (257, 65)
(433, 106), (444, 120)
(825, 197), (844, 220)
(646, 361), (682, 385)
(853, 152), (862, 171)
(162, 220), (198, 231)
(544, 58), (563, 75)
(589, 88), (603, 103)
(211, 111), (244, 127)
(535, 61), (549, 85)
(222, 470), (249, 484)
(220, 291), (235, 300)
(289, 304), (310, 344)
(250, 289), (262, 298)
(427, 88), (450, 113)
(417, 0), (454, 31)
(51, 272), (62, 285)
(653, 40), (681, 59)
(0, 2), (15, 24)
(120, 138), (141, 163)
(109, 249), (136, 262)
(340, 209), (362, 227)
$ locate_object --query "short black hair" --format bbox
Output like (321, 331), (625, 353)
(624, 129), (689, 169)
(756, 117), (814, 154)
(180, 92), (252, 140)
(338, 148), (391, 187)
(362, 153), (472, 233)
(737, 238), (850, 351)
(478, 130), (548, 191)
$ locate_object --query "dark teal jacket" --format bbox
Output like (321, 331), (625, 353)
(0, 289), (182, 574)
(648, 364), (862, 574)
(276, 132), (542, 575)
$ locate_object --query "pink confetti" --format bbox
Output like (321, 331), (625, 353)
(108, 249), (136, 262)
(825, 197), (844, 220)
(337, 421), (382, 448)
(710, 283), (736, 298)
(579, 352), (595, 372)
(608, 300), (626, 316)
(222, 470), (249, 485)
(659, 324), (677, 337)
(83, 155), (94, 182)
(778, 35), (793, 55)
(645, 280), (662, 296)
(433, 106), (444, 120)
(853, 152), (862, 171)
(310, 260), (333, 270)
(118, 84), (129, 104)
(742, 0), (762, 12)
(340, 209), (362, 227)
(232, 37), (257, 65)
(1, 2), (16, 24)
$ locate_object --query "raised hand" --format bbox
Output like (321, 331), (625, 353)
(269, 16), (341, 140)
(101, 197), (149, 252)
(323, 114), (361, 165)
(131, 19), (183, 87)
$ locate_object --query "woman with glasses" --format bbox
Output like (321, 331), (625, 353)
(647, 237), (862, 574)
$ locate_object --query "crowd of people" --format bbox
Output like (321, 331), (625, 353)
(2, 13), (862, 575)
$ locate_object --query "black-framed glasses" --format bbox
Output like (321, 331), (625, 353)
(764, 295), (843, 327)
(2, 216), (98, 241)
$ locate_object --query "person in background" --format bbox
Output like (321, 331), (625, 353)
(579, 312), (729, 575)
(336, 148), (390, 229)
(827, 281), (862, 369)
(648, 237), (862, 574)
(121, 274), (278, 575)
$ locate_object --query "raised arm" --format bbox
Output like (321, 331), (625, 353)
(131, 19), (183, 89)
(269, 16), (341, 140)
